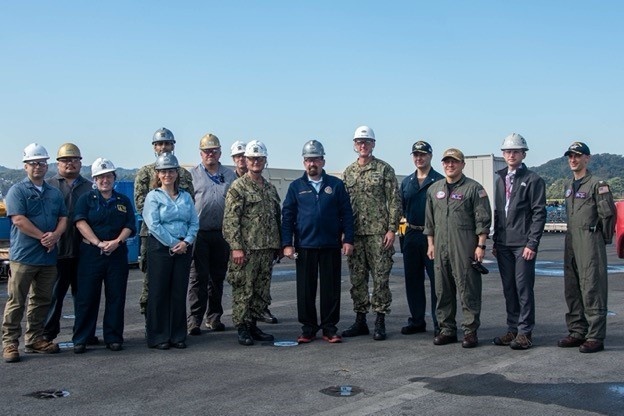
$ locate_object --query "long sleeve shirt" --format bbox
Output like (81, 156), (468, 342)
(143, 188), (199, 248)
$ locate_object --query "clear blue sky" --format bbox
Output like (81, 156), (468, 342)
(1, 1), (622, 175)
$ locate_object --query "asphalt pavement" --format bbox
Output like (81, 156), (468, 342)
(1, 233), (624, 416)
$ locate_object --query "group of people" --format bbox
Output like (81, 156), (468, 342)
(1, 126), (617, 363)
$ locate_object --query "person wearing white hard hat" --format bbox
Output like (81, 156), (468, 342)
(342, 126), (401, 341)
(229, 139), (279, 324)
(230, 140), (247, 178)
(72, 158), (136, 354)
(223, 140), (281, 346)
(135, 128), (194, 316)
(2, 143), (68, 363)
(42, 143), (98, 346)
(492, 134), (546, 350)
(187, 133), (237, 335)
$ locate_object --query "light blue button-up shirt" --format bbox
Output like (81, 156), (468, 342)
(143, 188), (199, 248)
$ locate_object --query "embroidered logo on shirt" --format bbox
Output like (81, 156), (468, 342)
(575, 192), (587, 199)
(478, 189), (487, 198)
(565, 189), (572, 198)
(450, 193), (463, 200)
(325, 187), (333, 194)
(117, 204), (127, 213)
(436, 191), (446, 199)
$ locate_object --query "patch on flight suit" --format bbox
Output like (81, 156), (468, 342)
(325, 187), (333, 194)
(450, 193), (463, 200)
(598, 185), (610, 194)
(565, 189), (572, 198)
(575, 192), (587, 199)
(478, 189), (487, 198)
(117, 204), (127, 213)
(436, 191), (446, 199)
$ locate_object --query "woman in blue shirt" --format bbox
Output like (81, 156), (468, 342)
(143, 153), (199, 349)
(73, 158), (136, 354)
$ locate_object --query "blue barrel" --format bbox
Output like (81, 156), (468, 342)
(114, 181), (139, 264)
(0, 216), (10, 240)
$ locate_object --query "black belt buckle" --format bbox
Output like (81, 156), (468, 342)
(469, 257), (489, 274)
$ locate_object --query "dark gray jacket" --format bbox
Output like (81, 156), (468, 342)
(493, 164), (546, 251)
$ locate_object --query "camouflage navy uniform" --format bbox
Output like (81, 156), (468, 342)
(563, 172), (616, 343)
(134, 163), (194, 312)
(343, 157), (401, 314)
(223, 175), (281, 326)
(424, 175), (491, 337)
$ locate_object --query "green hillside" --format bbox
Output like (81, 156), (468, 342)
(530, 153), (624, 200)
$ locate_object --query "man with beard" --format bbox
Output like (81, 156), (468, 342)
(282, 140), (354, 344)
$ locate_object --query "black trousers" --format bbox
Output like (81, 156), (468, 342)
(146, 236), (192, 347)
(43, 257), (79, 340)
(187, 230), (229, 326)
(296, 248), (342, 335)
(402, 229), (438, 331)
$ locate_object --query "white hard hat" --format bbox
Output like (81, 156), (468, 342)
(91, 157), (117, 177)
(231, 141), (247, 156)
(501, 133), (529, 151)
(244, 140), (268, 157)
(353, 125), (375, 141)
(23, 143), (50, 162)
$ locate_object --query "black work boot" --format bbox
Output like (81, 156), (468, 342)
(237, 324), (254, 346)
(249, 321), (274, 342)
(373, 313), (386, 341)
(342, 312), (370, 337)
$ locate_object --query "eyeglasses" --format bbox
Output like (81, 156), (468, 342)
(26, 161), (48, 167)
(154, 141), (173, 147)
(158, 169), (178, 175)
(247, 157), (265, 163)
(58, 158), (81, 164)
(202, 148), (220, 155)
(354, 140), (374, 147)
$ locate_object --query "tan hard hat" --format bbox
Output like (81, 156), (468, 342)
(199, 133), (221, 150)
(57, 143), (82, 160)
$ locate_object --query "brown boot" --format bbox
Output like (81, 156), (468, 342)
(3, 344), (20, 363)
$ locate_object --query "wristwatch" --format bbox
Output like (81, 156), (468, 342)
(477, 244), (486, 250)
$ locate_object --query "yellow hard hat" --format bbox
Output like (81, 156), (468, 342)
(57, 143), (82, 160)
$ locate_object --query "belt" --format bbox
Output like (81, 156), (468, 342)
(407, 223), (425, 231)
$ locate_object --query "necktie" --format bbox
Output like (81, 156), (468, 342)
(505, 172), (515, 215)
(505, 172), (515, 201)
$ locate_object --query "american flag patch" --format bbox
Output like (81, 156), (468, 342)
(478, 189), (487, 198)
(598, 185), (610, 194)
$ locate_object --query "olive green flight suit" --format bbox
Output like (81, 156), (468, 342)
(563, 172), (616, 342)
(424, 175), (491, 336)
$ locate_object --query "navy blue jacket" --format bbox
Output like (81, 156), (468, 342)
(281, 171), (354, 249)
(401, 168), (444, 227)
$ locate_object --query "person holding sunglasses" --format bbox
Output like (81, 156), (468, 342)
(143, 153), (198, 350)
(2, 143), (68, 363)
